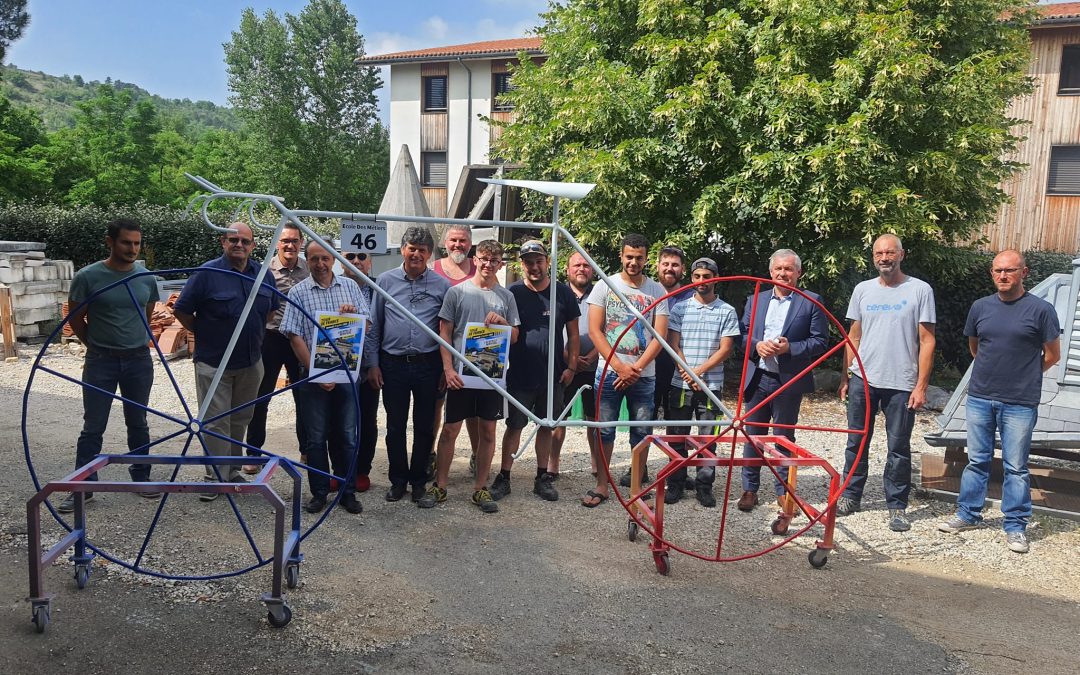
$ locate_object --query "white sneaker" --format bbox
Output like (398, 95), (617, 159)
(1006, 531), (1029, 554)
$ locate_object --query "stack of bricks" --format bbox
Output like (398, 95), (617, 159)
(0, 241), (75, 341)
(150, 293), (190, 356)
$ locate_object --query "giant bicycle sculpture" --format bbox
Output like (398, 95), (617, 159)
(23, 175), (869, 632)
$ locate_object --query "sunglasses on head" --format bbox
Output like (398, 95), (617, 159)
(344, 252), (368, 261)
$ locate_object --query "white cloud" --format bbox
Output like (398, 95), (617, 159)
(423, 16), (450, 41)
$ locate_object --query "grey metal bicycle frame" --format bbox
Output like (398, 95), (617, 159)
(184, 174), (732, 432)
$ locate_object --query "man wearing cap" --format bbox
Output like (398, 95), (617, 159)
(738, 249), (829, 512)
(244, 223), (308, 474)
(664, 257), (742, 506)
(366, 227), (450, 503)
(492, 240), (580, 502)
(551, 250), (601, 475)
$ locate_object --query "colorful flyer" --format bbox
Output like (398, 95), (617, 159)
(310, 312), (367, 384)
(459, 322), (511, 390)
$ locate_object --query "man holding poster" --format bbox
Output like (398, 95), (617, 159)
(418, 240), (520, 513)
(280, 241), (369, 515)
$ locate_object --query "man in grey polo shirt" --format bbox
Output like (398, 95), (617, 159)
(366, 227), (450, 502)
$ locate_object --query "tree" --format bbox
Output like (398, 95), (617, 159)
(224, 0), (388, 211)
(496, 0), (1035, 293)
(0, 0), (28, 65)
(0, 94), (50, 200)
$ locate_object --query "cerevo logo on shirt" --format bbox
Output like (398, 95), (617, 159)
(865, 300), (908, 312)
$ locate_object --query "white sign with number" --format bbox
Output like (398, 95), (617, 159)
(340, 220), (388, 254)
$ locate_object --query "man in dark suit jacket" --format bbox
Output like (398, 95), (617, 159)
(738, 249), (829, 511)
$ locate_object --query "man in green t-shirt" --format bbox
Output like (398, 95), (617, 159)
(61, 218), (160, 513)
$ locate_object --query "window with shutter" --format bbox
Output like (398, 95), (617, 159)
(1048, 146), (1080, 195)
(422, 152), (447, 187)
(1060, 45), (1080, 95)
(423, 76), (448, 112)
(492, 73), (514, 111)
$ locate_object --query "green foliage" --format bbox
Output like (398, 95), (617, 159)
(0, 0), (28, 64)
(223, 0), (389, 211)
(497, 0), (1036, 304)
(0, 64), (240, 133)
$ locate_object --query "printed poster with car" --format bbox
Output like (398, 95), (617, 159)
(310, 312), (367, 383)
(459, 322), (511, 389)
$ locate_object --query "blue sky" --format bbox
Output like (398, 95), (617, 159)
(5, 0), (547, 117)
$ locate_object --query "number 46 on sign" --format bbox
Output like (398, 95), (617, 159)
(340, 220), (388, 254)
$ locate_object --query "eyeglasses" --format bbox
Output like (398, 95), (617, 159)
(476, 257), (502, 266)
(279, 237), (301, 245)
(344, 252), (368, 261)
(992, 267), (1021, 275)
(226, 236), (253, 246)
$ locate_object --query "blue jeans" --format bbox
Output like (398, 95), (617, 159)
(596, 371), (655, 449)
(841, 376), (915, 509)
(76, 347), (155, 481)
(741, 371), (803, 495)
(300, 382), (358, 498)
(380, 354), (441, 490)
(957, 396), (1037, 532)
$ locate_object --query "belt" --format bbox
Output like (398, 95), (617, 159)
(759, 369), (781, 378)
(88, 345), (149, 359)
(380, 350), (440, 363)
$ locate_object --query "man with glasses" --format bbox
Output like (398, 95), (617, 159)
(174, 223), (279, 497)
(837, 234), (936, 532)
(280, 240), (369, 515)
(61, 218), (161, 513)
(339, 248), (380, 493)
(244, 224), (308, 474)
(366, 228), (450, 503)
(583, 233), (669, 507)
(938, 250), (1059, 554)
(419, 240), (520, 513)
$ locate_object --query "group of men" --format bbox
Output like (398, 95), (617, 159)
(67, 219), (1059, 553)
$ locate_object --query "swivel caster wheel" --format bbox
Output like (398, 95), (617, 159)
(267, 604), (292, 628)
(285, 563), (300, 589)
(808, 548), (828, 569)
(627, 520), (639, 542)
(770, 516), (790, 536)
(74, 564), (91, 590)
(32, 604), (50, 633)
(653, 551), (670, 576)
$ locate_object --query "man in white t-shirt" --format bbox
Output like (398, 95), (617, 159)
(838, 234), (936, 533)
(581, 233), (669, 507)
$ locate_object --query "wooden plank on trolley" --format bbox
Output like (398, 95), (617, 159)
(0, 286), (17, 359)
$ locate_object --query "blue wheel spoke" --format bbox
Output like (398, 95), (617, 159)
(35, 364), (190, 429)
(133, 431), (195, 569)
(126, 280), (194, 422)
(200, 363), (345, 427)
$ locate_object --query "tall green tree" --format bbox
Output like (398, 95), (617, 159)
(224, 0), (388, 211)
(0, 94), (50, 199)
(496, 0), (1035, 292)
(0, 0), (29, 64)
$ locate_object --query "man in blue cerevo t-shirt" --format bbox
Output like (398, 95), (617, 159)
(938, 250), (1061, 554)
(63, 218), (161, 513)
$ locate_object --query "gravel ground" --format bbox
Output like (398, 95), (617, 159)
(1, 344), (1079, 673)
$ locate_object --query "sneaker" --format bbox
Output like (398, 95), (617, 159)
(664, 480), (685, 505)
(417, 485), (447, 509)
(1006, 530), (1029, 554)
(835, 496), (860, 516)
(471, 488), (499, 513)
(199, 478), (219, 502)
(57, 493), (94, 514)
(888, 509), (911, 532)
(490, 473), (512, 501)
(695, 484), (716, 508)
(938, 515), (979, 534)
(533, 473), (559, 501)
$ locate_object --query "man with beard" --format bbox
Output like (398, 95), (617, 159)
(838, 234), (936, 533)
(582, 233), (669, 507)
(551, 251), (601, 476)
(244, 223), (308, 474)
(62, 218), (161, 512)
(492, 240), (579, 502)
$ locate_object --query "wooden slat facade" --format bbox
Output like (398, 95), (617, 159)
(422, 187), (447, 218)
(488, 110), (516, 152)
(989, 26), (1080, 253)
(420, 113), (448, 152)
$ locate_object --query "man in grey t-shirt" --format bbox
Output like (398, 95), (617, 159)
(838, 234), (936, 532)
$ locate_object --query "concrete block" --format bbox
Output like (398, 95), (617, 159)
(14, 323), (42, 338)
(60, 279), (71, 292)
(0, 241), (46, 252)
(14, 293), (60, 310)
(1048, 405), (1080, 424)
(0, 268), (21, 284)
(14, 306), (58, 324)
(24, 259), (44, 267)
(1049, 390), (1080, 408)
(24, 250), (45, 259)
(1036, 418), (1066, 432)
(32, 265), (57, 281)
(54, 260), (74, 279)
(6, 280), (62, 296)
(22, 267), (33, 282)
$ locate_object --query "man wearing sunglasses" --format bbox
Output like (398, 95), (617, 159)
(174, 222), (279, 496)
(244, 224), (309, 474)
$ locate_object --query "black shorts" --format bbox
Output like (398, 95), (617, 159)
(445, 388), (504, 424)
(506, 384), (566, 430)
(564, 369), (597, 420)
